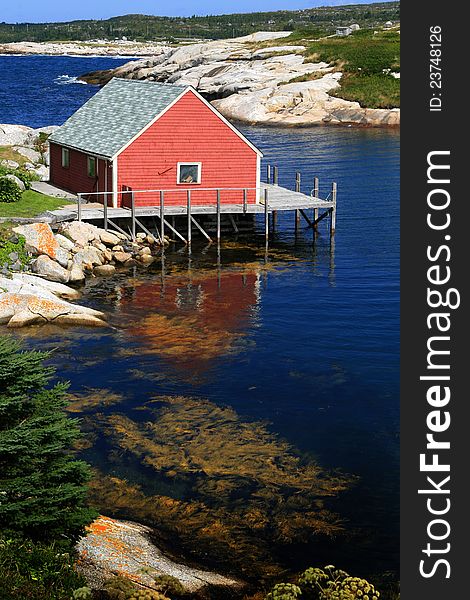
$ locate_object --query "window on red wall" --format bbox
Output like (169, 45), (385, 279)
(61, 148), (69, 168)
(87, 156), (96, 178)
(177, 163), (201, 184)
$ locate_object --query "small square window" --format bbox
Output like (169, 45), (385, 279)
(87, 156), (96, 178)
(61, 148), (69, 168)
(177, 163), (201, 184)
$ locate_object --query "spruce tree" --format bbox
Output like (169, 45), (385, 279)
(0, 336), (97, 541)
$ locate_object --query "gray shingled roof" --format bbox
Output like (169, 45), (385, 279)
(49, 78), (188, 159)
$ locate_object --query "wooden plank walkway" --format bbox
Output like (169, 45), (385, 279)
(49, 182), (334, 221)
(45, 175), (337, 244)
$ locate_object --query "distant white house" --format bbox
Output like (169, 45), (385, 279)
(335, 24), (360, 37)
(384, 21), (394, 29)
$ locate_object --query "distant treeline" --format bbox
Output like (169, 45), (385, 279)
(0, 2), (400, 43)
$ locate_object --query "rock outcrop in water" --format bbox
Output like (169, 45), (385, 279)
(0, 273), (107, 327)
(79, 31), (400, 127)
(0, 222), (168, 328)
(76, 515), (242, 594)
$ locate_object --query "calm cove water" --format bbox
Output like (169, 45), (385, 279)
(1, 56), (399, 588)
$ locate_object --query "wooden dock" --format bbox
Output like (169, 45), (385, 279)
(49, 170), (337, 245)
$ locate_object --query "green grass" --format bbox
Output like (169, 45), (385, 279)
(331, 72), (400, 109)
(306, 29), (400, 73)
(301, 29), (400, 108)
(0, 190), (67, 218)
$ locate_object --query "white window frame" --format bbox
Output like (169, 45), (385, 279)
(61, 147), (69, 169)
(177, 162), (202, 185)
(87, 155), (97, 178)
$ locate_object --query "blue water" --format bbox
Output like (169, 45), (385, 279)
(0, 54), (130, 127)
(2, 56), (399, 586)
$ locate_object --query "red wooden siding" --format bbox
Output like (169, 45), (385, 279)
(117, 90), (258, 207)
(49, 143), (113, 204)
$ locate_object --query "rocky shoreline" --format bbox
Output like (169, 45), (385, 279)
(79, 31), (400, 128)
(0, 221), (168, 328)
(0, 40), (170, 57)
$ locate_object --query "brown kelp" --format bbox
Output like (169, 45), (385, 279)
(83, 395), (354, 579)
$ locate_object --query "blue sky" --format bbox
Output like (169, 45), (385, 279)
(2, 1), (380, 24)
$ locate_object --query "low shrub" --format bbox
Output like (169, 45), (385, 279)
(0, 177), (22, 203)
(103, 575), (171, 599)
(0, 537), (87, 600)
(265, 565), (381, 600)
(0, 165), (38, 190)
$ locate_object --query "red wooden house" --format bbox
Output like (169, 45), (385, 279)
(49, 78), (262, 208)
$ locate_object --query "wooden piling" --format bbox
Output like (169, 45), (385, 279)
(330, 182), (337, 234)
(103, 194), (108, 231)
(130, 191), (136, 241)
(273, 166), (279, 185)
(187, 190), (192, 245)
(295, 172), (301, 231)
(313, 177), (319, 225)
(216, 189), (221, 244)
(160, 191), (165, 240)
(267, 164), (271, 183)
(264, 188), (269, 241)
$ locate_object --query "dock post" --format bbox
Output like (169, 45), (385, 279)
(273, 166), (279, 185)
(77, 193), (82, 222)
(216, 189), (221, 244)
(313, 177), (319, 225)
(160, 191), (165, 241)
(264, 188), (269, 242)
(131, 191), (136, 241)
(103, 194), (108, 231)
(330, 182), (337, 234)
(243, 188), (247, 214)
(187, 190), (192, 245)
(295, 172), (301, 231)
(267, 164), (271, 183)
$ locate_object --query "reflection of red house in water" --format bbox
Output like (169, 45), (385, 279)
(121, 268), (260, 373)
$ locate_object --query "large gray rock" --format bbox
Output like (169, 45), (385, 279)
(55, 233), (75, 252)
(60, 221), (100, 247)
(32, 164), (49, 181)
(0, 159), (20, 169)
(0, 124), (33, 146)
(32, 255), (70, 283)
(73, 246), (103, 269)
(99, 230), (121, 246)
(11, 273), (80, 299)
(212, 74), (401, 126)
(68, 263), (86, 282)
(12, 223), (70, 267)
(3, 174), (25, 191)
(80, 31), (399, 128)
(12, 146), (42, 164)
(0, 291), (106, 327)
(93, 264), (116, 276)
(76, 516), (242, 594)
